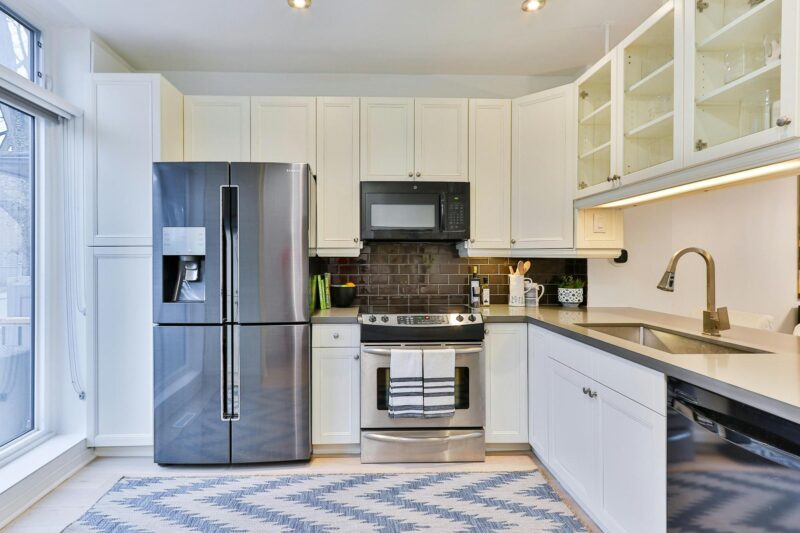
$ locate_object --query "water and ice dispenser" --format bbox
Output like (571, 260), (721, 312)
(162, 227), (206, 303)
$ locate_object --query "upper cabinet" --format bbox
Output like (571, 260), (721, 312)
(87, 74), (183, 246)
(619, 2), (683, 183)
(513, 85), (576, 250)
(316, 97), (361, 256)
(576, 52), (617, 198)
(686, 0), (799, 165)
(361, 98), (468, 182)
(251, 96), (317, 172)
(415, 98), (469, 181)
(184, 96), (250, 162)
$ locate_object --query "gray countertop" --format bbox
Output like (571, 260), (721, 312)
(310, 304), (800, 423)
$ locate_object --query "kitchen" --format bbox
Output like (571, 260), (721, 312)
(1, 0), (799, 531)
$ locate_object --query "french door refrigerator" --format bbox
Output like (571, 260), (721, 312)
(152, 162), (313, 464)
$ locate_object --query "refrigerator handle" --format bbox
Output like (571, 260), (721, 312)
(230, 185), (240, 323)
(221, 186), (234, 323)
(221, 325), (234, 420)
(232, 325), (241, 421)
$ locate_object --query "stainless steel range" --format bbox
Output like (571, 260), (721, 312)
(359, 312), (485, 463)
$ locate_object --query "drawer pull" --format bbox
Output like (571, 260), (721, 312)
(333, 332), (340, 339)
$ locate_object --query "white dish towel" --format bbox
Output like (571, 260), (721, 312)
(422, 348), (456, 418)
(388, 349), (423, 418)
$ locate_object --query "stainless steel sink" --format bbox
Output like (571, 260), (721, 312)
(576, 323), (770, 355)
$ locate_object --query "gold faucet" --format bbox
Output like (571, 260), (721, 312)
(656, 247), (730, 337)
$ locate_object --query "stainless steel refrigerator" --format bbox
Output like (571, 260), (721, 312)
(152, 162), (313, 464)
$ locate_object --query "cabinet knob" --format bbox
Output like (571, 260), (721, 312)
(354, 237), (359, 243)
(589, 390), (598, 399)
(470, 238), (475, 243)
(777, 116), (792, 127)
(511, 239), (516, 245)
(582, 387), (590, 395)
(333, 332), (340, 339)
(416, 172), (421, 178)
(408, 172), (413, 177)
(354, 354), (360, 360)
(606, 176), (612, 183)
(484, 328), (489, 335)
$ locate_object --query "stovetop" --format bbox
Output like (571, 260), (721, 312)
(359, 312), (485, 343)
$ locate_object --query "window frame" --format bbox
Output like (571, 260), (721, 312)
(0, 2), (42, 84)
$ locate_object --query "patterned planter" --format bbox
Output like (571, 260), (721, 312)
(558, 287), (584, 308)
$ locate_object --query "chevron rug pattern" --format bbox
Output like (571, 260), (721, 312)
(64, 471), (587, 532)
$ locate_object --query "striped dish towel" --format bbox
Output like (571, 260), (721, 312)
(388, 349), (423, 418)
(423, 348), (455, 418)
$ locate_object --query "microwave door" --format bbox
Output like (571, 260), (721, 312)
(364, 192), (440, 240)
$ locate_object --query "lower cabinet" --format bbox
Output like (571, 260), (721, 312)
(530, 324), (666, 533)
(311, 326), (361, 446)
(484, 323), (528, 444)
(87, 247), (153, 447)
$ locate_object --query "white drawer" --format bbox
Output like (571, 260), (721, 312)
(312, 324), (360, 348)
(543, 328), (594, 379)
(594, 349), (666, 415)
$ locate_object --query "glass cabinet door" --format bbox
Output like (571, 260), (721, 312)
(621, 4), (679, 180)
(577, 58), (614, 193)
(690, 0), (793, 162)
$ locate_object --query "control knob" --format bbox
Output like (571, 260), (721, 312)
(368, 315), (377, 323)
(381, 315), (390, 323)
(468, 314), (476, 322)
(456, 314), (464, 322)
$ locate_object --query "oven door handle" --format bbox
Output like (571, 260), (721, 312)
(362, 432), (484, 444)
(361, 347), (483, 356)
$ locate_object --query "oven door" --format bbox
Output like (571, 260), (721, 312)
(360, 343), (485, 429)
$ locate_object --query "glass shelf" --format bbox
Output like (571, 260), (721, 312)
(577, 60), (613, 190)
(697, 0), (780, 50)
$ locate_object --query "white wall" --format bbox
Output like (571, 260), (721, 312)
(161, 71), (576, 98)
(588, 176), (798, 333)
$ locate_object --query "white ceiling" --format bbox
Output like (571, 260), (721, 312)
(42, 0), (664, 76)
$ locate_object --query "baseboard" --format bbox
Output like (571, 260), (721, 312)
(311, 444), (360, 456)
(0, 437), (94, 528)
(93, 445), (154, 457)
(486, 443), (531, 453)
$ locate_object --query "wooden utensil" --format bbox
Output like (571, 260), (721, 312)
(508, 265), (515, 275)
(516, 261), (524, 276)
(522, 260), (531, 275)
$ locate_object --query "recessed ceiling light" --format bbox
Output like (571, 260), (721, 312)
(521, 0), (546, 12)
(288, 0), (311, 9)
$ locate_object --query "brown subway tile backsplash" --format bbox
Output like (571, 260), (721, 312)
(324, 242), (587, 314)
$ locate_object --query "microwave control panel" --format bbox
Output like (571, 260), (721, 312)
(445, 194), (468, 231)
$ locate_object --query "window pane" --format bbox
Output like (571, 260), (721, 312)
(0, 8), (34, 81)
(0, 102), (34, 448)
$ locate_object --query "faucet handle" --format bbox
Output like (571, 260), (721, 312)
(703, 307), (731, 336)
(716, 307), (730, 332)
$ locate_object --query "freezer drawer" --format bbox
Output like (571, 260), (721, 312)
(154, 325), (229, 464)
(231, 324), (311, 463)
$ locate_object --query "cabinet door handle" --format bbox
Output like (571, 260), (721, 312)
(408, 172), (413, 177)
(416, 171), (421, 178)
(333, 333), (340, 339)
(777, 116), (792, 127)
(354, 354), (360, 360)
(470, 238), (475, 243)
(354, 237), (359, 243)
(582, 387), (590, 395)
(511, 239), (516, 245)
(589, 390), (598, 399)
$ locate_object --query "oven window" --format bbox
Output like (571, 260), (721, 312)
(371, 203), (436, 229)
(377, 367), (469, 410)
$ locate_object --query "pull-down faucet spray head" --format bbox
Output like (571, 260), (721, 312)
(657, 271), (675, 292)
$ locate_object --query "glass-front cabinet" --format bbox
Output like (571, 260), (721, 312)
(576, 52), (617, 197)
(619, 2), (683, 182)
(687, 0), (799, 165)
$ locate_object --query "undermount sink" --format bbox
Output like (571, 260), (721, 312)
(576, 323), (771, 355)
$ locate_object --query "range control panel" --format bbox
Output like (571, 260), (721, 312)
(361, 313), (483, 327)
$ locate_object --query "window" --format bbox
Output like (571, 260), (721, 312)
(0, 102), (34, 448)
(0, 3), (38, 82)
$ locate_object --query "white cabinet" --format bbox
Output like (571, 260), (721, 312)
(512, 85), (576, 250)
(251, 96), (317, 171)
(596, 383), (666, 533)
(87, 247), (153, 446)
(685, 0), (800, 166)
(360, 98), (415, 181)
(484, 323), (528, 444)
(465, 99), (511, 252)
(360, 97), (468, 182)
(527, 325), (549, 461)
(316, 97), (361, 257)
(547, 359), (602, 505)
(312, 348), (361, 445)
(87, 74), (183, 246)
(414, 98), (469, 182)
(184, 95), (250, 162)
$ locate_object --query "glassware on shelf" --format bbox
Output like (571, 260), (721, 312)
(764, 33), (781, 64)
(744, 46), (766, 73)
(738, 89), (772, 136)
(724, 48), (746, 84)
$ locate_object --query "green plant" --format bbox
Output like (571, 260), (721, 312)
(559, 275), (586, 289)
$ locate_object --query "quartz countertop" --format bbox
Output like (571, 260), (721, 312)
(311, 307), (360, 324)
(483, 305), (800, 424)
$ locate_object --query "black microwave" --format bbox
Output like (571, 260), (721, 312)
(360, 181), (470, 241)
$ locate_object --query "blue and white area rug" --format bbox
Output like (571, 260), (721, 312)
(65, 471), (587, 532)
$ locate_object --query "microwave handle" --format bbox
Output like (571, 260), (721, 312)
(440, 193), (446, 232)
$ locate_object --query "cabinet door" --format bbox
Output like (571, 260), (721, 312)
(527, 325), (550, 462)
(512, 85), (576, 249)
(685, 0), (799, 166)
(184, 96), (250, 162)
(88, 248), (153, 446)
(312, 348), (361, 445)
(618, 1), (683, 184)
(575, 52), (617, 199)
(251, 97), (316, 172)
(415, 98), (468, 181)
(316, 97), (361, 254)
(485, 323), (528, 444)
(547, 358), (601, 507)
(89, 75), (161, 246)
(360, 98), (415, 181)
(468, 99), (511, 251)
(596, 383), (666, 533)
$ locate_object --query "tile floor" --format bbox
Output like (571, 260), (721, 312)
(5, 453), (595, 532)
